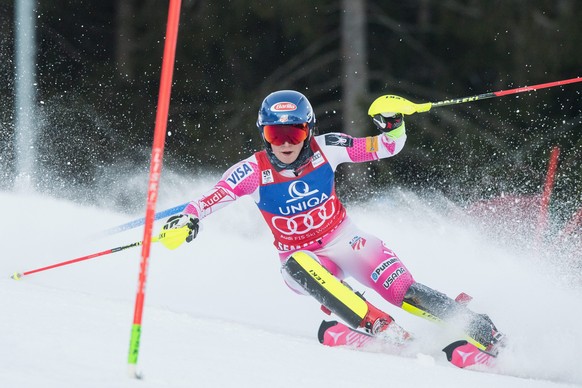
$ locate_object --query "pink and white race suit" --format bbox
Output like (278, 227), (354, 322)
(181, 131), (415, 307)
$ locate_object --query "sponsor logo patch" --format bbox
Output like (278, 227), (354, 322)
(277, 181), (326, 216)
(271, 102), (297, 112)
(324, 134), (353, 147)
(371, 258), (398, 282)
(200, 187), (230, 210)
(349, 236), (367, 251)
(272, 195), (335, 235)
(311, 151), (324, 167)
(366, 136), (379, 153)
(262, 169), (274, 184)
(382, 267), (406, 289)
(226, 162), (253, 188)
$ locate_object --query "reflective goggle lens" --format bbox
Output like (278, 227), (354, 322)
(263, 123), (309, 146)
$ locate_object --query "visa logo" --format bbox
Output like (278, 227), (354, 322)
(226, 163), (253, 187)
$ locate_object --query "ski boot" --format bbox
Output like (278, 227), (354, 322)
(402, 282), (505, 352)
(359, 300), (411, 345)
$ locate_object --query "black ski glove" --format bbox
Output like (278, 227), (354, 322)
(160, 214), (200, 249)
(372, 112), (403, 133)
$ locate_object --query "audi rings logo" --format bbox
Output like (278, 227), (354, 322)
(272, 197), (336, 235)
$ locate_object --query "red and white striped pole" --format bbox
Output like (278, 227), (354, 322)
(127, 0), (182, 378)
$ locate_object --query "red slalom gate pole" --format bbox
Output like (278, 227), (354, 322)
(127, 0), (182, 378)
(535, 146), (560, 248)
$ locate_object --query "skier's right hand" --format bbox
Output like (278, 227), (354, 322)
(159, 214), (200, 250)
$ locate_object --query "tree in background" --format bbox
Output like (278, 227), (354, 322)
(1, 0), (580, 223)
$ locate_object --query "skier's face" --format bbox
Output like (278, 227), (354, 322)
(271, 141), (305, 165)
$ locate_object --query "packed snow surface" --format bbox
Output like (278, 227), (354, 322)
(1, 180), (580, 388)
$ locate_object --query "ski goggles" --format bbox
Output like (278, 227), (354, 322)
(263, 123), (309, 146)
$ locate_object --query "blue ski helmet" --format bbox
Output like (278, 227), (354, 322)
(257, 90), (316, 130)
(256, 90), (316, 170)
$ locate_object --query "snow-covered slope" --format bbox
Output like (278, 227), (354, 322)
(1, 182), (580, 388)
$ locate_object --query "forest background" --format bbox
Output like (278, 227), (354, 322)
(1, 0), (581, 229)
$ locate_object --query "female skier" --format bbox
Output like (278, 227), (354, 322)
(161, 90), (504, 368)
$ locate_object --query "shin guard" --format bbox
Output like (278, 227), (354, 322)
(282, 251), (368, 329)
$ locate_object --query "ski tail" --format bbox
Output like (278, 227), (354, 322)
(318, 320), (376, 348)
(442, 340), (497, 368)
(320, 321), (503, 370)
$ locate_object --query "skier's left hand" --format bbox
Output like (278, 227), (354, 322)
(371, 112), (403, 133)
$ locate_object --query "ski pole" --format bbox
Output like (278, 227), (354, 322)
(9, 226), (189, 280)
(99, 202), (188, 236)
(369, 76), (582, 116)
(10, 238), (158, 280)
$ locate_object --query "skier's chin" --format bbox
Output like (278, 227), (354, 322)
(276, 152), (298, 165)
